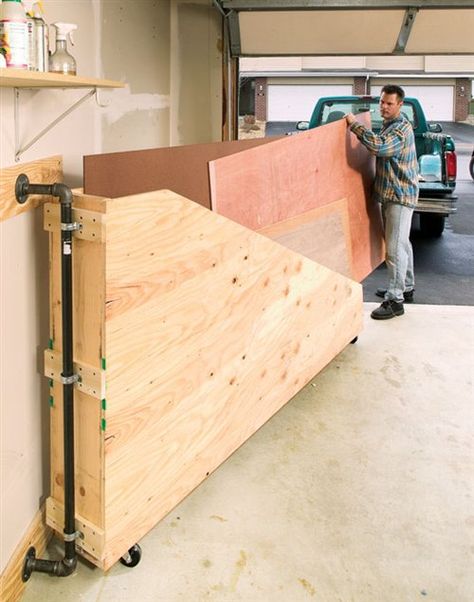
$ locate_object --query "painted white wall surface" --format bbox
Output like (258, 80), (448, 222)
(0, 0), (100, 573)
(169, 0), (222, 146)
(0, 0), (222, 574)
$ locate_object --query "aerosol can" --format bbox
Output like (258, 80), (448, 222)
(24, 0), (48, 71)
(49, 22), (77, 75)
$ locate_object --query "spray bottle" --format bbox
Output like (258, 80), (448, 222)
(49, 22), (77, 75)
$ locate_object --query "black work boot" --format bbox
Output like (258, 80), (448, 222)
(371, 300), (405, 320)
(375, 288), (414, 303)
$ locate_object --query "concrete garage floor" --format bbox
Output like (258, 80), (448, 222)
(23, 303), (474, 602)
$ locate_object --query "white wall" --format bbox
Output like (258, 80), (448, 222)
(0, 0), (222, 574)
(169, 0), (222, 145)
(0, 0), (101, 573)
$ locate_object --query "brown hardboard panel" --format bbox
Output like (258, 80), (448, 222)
(209, 116), (384, 282)
(83, 138), (274, 209)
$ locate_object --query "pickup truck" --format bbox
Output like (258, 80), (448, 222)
(296, 96), (457, 237)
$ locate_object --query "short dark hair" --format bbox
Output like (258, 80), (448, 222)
(381, 84), (405, 101)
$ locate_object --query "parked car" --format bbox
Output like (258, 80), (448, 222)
(296, 96), (457, 237)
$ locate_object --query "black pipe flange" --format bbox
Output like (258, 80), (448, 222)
(22, 546), (36, 582)
(15, 173), (30, 204)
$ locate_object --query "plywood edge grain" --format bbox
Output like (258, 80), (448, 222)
(0, 505), (52, 602)
(72, 189), (109, 213)
(0, 156), (62, 222)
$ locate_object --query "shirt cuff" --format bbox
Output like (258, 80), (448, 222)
(349, 122), (365, 136)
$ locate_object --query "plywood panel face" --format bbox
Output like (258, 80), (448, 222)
(257, 200), (352, 278)
(210, 116), (383, 282)
(101, 190), (362, 568)
(83, 138), (273, 208)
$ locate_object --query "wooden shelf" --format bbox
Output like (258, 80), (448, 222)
(1, 69), (125, 160)
(0, 68), (124, 89)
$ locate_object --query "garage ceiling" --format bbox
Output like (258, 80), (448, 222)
(214, 0), (474, 56)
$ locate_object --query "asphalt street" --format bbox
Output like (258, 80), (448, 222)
(265, 120), (474, 305)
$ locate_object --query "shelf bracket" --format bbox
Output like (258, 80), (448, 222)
(14, 87), (99, 162)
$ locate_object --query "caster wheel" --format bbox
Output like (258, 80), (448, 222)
(350, 336), (358, 344)
(120, 544), (142, 568)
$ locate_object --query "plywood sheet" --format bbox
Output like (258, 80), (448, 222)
(209, 116), (384, 282)
(0, 156), (62, 221)
(100, 189), (362, 568)
(257, 199), (352, 278)
(45, 188), (363, 569)
(83, 138), (274, 208)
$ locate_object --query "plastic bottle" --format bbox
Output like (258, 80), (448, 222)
(49, 22), (76, 75)
(0, 0), (28, 69)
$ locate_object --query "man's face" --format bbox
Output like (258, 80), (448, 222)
(379, 92), (403, 121)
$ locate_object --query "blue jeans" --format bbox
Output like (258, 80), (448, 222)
(382, 202), (415, 302)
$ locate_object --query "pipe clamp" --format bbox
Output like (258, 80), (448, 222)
(61, 222), (82, 232)
(60, 373), (80, 385)
(63, 531), (83, 543)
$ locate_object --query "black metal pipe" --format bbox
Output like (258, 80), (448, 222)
(59, 184), (76, 565)
(16, 175), (78, 581)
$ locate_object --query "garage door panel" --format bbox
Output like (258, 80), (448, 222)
(371, 85), (454, 121)
(221, 4), (474, 57)
(267, 84), (353, 121)
(239, 10), (404, 56)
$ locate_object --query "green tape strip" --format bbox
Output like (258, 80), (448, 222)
(101, 357), (106, 370)
(49, 379), (54, 388)
(48, 339), (54, 350)
(101, 399), (106, 411)
(49, 396), (54, 407)
(101, 418), (106, 431)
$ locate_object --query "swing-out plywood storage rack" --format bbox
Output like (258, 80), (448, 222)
(44, 187), (363, 570)
(43, 116), (385, 569)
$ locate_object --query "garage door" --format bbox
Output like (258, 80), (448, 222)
(371, 85), (454, 121)
(267, 84), (353, 121)
(217, 3), (474, 56)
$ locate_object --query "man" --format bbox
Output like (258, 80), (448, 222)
(346, 84), (419, 320)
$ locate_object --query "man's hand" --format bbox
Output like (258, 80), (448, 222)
(345, 113), (356, 126)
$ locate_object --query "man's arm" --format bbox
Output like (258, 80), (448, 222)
(345, 113), (405, 158)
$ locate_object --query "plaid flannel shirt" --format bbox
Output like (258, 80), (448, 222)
(350, 114), (419, 208)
